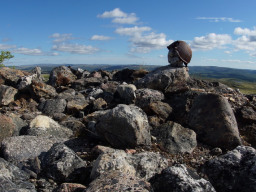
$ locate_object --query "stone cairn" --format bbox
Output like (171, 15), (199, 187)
(0, 43), (255, 191)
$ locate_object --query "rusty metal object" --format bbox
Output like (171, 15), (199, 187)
(167, 41), (192, 66)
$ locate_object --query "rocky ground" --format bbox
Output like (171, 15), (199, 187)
(0, 65), (256, 192)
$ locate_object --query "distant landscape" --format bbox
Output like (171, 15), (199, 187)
(15, 64), (256, 94)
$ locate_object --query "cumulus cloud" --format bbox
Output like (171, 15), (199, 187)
(13, 47), (44, 55)
(115, 26), (151, 36)
(50, 33), (75, 43)
(13, 47), (58, 56)
(90, 35), (112, 41)
(98, 8), (127, 18)
(52, 43), (99, 54)
(98, 8), (139, 24)
(116, 26), (172, 53)
(233, 27), (256, 52)
(191, 33), (232, 50)
(50, 33), (100, 55)
(196, 17), (242, 23)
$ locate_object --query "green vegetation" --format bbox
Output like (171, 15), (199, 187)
(41, 74), (50, 82)
(0, 51), (14, 66)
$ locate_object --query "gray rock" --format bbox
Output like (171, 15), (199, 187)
(150, 164), (216, 192)
(86, 87), (104, 99)
(1, 135), (66, 165)
(204, 145), (256, 192)
(90, 150), (135, 180)
(135, 88), (165, 112)
(87, 170), (152, 192)
(91, 149), (168, 181)
(49, 66), (76, 87)
(116, 83), (137, 104)
(72, 77), (103, 90)
(0, 85), (18, 106)
(240, 106), (256, 123)
(135, 66), (189, 92)
(38, 98), (67, 116)
(155, 121), (197, 154)
(95, 104), (151, 148)
(0, 114), (15, 143)
(0, 158), (36, 192)
(57, 88), (76, 100)
(7, 113), (28, 136)
(41, 143), (88, 183)
(188, 93), (241, 150)
(27, 115), (73, 138)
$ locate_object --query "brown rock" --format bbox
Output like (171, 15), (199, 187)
(0, 67), (29, 86)
(0, 114), (15, 143)
(56, 183), (86, 192)
(29, 80), (57, 100)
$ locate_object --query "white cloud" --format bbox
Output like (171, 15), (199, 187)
(115, 26), (151, 36)
(196, 17), (242, 23)
(221, 59), (256, 64)
(50, 33), (75, 43)
(112, 13), (138, 24)
(191, 33), (232, 50)
(0, 44), (16, 50)
(98, 8), (139, 24)
(90, 35), (112, 41)
(52, 43), (99, 54)
(130, 32), (173, 53)
(116, 26), (172, 53)
(233, 27), (256, 52)
(13, 47), (44, 55)
(97, 8), (127, 18)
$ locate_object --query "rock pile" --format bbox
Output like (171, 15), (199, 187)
(0, 65), (255, 191)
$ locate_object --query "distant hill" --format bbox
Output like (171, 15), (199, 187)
(189, 66), (256, 82)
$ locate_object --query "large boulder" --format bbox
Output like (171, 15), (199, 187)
(28, 115), (73, 138)
(95, 104), (151, 148)
(150, 164), (216, 192)
(204, 145), (256, 192)
(38, 98), (67, 116)
(29, 80), (57, 100)
(0, 67), (29, 86)
(87, 170), (152, 192)
(135, 66), (189, 92)
(0, 114), (15, 143)
(1, 135), (66, 165)
(91, 149), (168, 181)
(154, 121), (197, 154)
(48, 66), (76, 87)
(188, 93), (241, 150)
(0, 85), (18, 106)
(0, 158), (36, 192)
(41, 143), (88, 183)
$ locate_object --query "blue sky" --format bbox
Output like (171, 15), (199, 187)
(1, 0), (256, 69)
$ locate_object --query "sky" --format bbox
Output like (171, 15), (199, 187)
(1, 0), (256, 69)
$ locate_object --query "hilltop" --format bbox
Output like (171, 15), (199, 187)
(0, 65), (256, 191)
